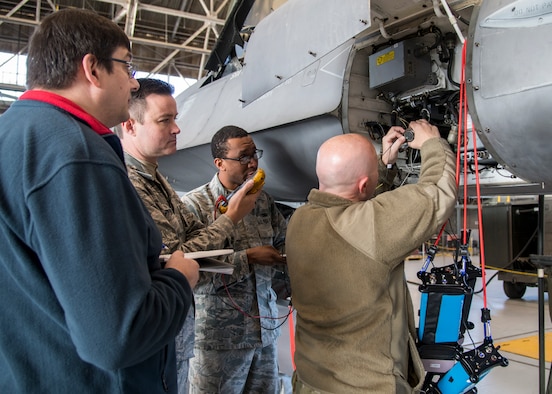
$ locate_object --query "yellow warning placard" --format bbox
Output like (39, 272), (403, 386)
(376, 50), (395, 66)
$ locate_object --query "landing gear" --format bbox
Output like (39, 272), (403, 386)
(503, 281), (527, 299)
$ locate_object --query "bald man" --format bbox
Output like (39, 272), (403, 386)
(286, 120), (457, 394)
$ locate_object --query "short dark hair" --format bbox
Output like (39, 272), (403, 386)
(128, 78), (175, 123)
(26, 9), (131, 90)
(211, 126), (249, 159)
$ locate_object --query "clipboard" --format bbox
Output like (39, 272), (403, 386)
(159, 249), (234, 274)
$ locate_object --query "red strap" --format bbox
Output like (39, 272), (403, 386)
(288, 304), (296, 370)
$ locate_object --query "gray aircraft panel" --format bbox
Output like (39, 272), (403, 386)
(241, 0), (370, 105)
(467, 0), (552, 185)
(167, 0), (552, 200)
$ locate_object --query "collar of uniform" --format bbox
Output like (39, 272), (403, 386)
(212, 173), (235, 197)
(124, 151), (158, 181)
(308, 188), (353, 207)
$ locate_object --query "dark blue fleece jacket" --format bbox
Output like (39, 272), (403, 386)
(0, 99), (193, 393)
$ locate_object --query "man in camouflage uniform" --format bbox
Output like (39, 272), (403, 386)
(181, 126), (287, 393)
(116, 79), (259, 393)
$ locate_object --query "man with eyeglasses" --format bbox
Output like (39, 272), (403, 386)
(0, 9), (200, 393)
(110, 56), (138, 78)
(181, 126), (288, 394)
(115, 79), (260, 393)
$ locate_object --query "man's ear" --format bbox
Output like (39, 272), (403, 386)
(81, 54), (101, 87)
(122, 119), (136, 136)
(214, 157), (224, 171)
(357, 176), (370, 199)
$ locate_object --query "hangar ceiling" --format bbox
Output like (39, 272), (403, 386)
(0, 0), (233, 93)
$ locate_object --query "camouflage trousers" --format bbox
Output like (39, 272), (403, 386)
(189, 344), (279, 394)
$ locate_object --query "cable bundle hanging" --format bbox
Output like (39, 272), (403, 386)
(417, 38), (508, 394)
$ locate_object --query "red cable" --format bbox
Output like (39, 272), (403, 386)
(429, 39), (471, 250)
(460, 44), (469, 247)
(473, 124), (488, 307)
(433, 40), (467, 249)
(458, 39), (488, 308)
(288, 305), (296, 370)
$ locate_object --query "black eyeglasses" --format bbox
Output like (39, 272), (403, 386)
(221, 149), (263, 165)
(110, 57), (137, 78)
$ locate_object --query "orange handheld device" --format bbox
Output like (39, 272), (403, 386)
(217, 168), (265, 213)
(246, 168), (265, 194)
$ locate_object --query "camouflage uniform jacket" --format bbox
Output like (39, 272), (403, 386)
(181, 173), (287, 350)
(124, 153), (237, 254)
(124, 153), (238, 369)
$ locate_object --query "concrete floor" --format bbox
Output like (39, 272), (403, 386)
(277, 254), (551, 393)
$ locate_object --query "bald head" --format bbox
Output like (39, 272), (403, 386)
(316, 134), (379, 202)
